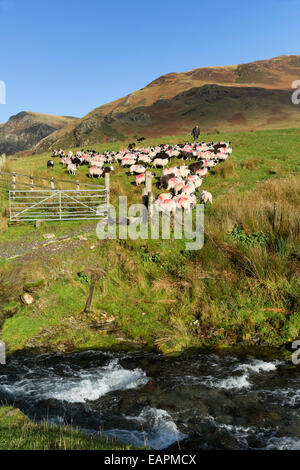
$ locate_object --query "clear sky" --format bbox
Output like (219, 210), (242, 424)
(0, 0), (299, 122)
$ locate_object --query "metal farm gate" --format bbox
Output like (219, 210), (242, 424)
(9, 189), (108, 222)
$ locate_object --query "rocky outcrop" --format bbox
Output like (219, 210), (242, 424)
(0, 112), (77, 155)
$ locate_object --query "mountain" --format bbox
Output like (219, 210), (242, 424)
(34, 55), (300, 150)
(0, 112), (77, 155)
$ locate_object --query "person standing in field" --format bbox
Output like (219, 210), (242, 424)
(191, 125), (200, 142)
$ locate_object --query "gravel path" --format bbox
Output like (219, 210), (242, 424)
(0, 223), (99, 260)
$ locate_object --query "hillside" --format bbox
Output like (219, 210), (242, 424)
(35, 55), (300, 150)
(0, 112), (77, 156)
(0, 128), (299, 355)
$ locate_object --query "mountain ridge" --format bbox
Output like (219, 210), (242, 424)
(35, 55), (300, 150)
(0, 112), (77, 155)
(3, 55), (300, 154)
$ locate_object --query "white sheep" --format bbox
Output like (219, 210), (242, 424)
(200, 190), (213, 205)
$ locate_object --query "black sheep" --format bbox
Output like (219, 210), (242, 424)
(72, 156), (82, 167)
(159, 173), (175, 189)
(188, 162), (203, 174)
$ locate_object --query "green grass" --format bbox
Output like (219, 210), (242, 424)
(0, 128), (299, 355)
(0, 406), (138, 450)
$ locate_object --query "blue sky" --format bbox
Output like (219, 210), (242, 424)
(0, 0), (299, 122)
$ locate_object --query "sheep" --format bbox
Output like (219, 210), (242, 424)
(159, 173), (176, 189)
(175, 194), (196, 212)
(89, 166), (103, 178)
(205, 160), (216, 169)
(67, 163), (77, 175)
(188, 162), (203, 174)
(155, 198), (177, 216)
(187, 175), (202, 189)
(153, 158), (169, 168)
(163, 167), (178, 176)
(195, 168), (208, 178)
(71, 156), (82, 167)
(138, 155), (151, 165)
(180, 151), (194, 161)
(181, 183), (196, 196)
(130, 165), (146, 175)
(122, 157), (136, 167)
(174, 182), (185, 195)
(61, 156), (72, 167)
(200, 190), (213, 205)
(176, 166), (190, 179)
(167, 177), (183, 191)
(136, 173), (145, 186)
(157, 193), (173, 203)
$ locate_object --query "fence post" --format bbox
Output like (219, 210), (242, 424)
(142, 187), (148, 206)
(145, 170), (153, 222)
(105, 172), (110, 207)
(30, 176), (34, 191)
(50, 177), (55, 190)
(76, 180), (80, 192)
(12, 172), (16, 192)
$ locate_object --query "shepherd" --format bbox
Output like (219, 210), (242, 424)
(191, 124), (200, 143)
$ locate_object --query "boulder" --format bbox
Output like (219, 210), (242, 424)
(20, 293), (34, 305)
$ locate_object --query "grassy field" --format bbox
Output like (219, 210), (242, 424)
(0, 128), (299, 356)
(0, 406), (137, 450)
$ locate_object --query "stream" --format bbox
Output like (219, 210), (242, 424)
(0, 350), (300, 450)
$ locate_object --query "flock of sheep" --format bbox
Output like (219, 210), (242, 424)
(49, 141), (232, 212)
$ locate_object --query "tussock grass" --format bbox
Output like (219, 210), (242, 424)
(212, 159), (237, 178)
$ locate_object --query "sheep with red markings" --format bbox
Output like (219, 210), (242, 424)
(130, 165), (146, 175)
(136, 173), (145, 186)
(89, 166), (103, 178)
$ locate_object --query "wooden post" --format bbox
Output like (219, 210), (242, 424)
(50, 177), (55, 190)
(76, 179), (80, 191)
(30, 176), (34, 191)
(145, 170), (152, 194)
(12, 172), (16, 191)
(105, 172), (110, 207)
(145, 171), (153, 222)
(83, 268), (106, 314)
(142, 187), (148, 224)
(142, 187), (148, 206)
(84, 274), (97, 314)
(148, 191), (153, 223)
